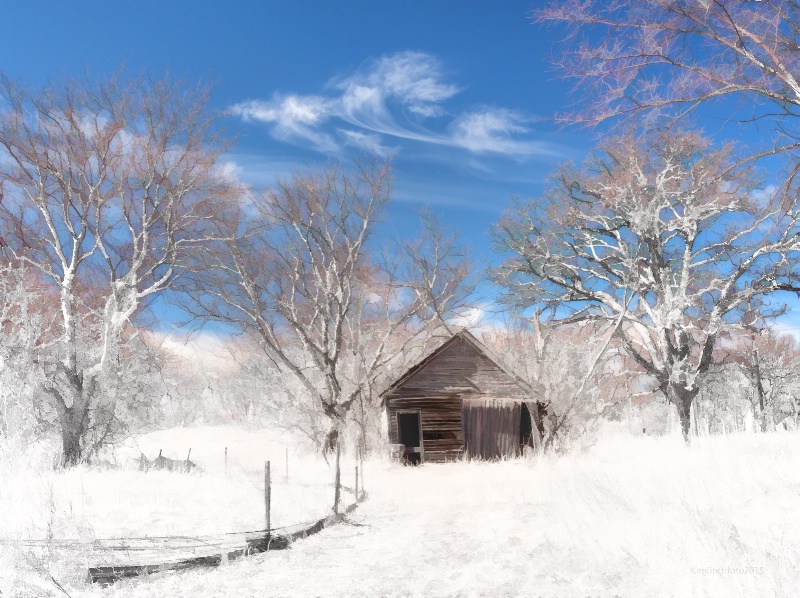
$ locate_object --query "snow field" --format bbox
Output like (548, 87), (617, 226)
(0, 426), (352, 596)
(5, 426), (800, 597)
(70, 428), (800, 597)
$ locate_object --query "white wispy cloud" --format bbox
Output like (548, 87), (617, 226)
(447, 303), (510, 335)
(335, 51), (458, 116)
(338, 129), (394, 156)
(450, 108), (558, 157)
(217, 159), (243, 181)
(230, 51), (559, 160)
(230, 95), (338, 152)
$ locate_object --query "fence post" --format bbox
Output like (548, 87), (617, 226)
(185, 448), (192, 471)
(224, 447), (228, 476)
(265, 461), (271, 543)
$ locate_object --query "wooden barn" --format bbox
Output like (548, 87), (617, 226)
(382, 330), (543, 463)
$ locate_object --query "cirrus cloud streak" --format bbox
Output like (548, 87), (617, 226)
(230, 51), (559, 160)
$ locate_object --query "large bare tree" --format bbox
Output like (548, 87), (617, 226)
(494, 130), (800, 440)
(0, 75), (239, 465)
(186, 159), (475, 496)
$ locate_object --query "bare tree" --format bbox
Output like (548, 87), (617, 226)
(493, 129), (800, 441)
(344, 209), (475, 455)
(185, 158), (475, 491)
(0, 74), (239, 465)
(481, 315), (613, 453)
(694, 363), (752, 433)
(0, 264), (54, 443)
(221, 338), (342, 452)
(713, 325), (800, 431)
(536, 0), (800, 167)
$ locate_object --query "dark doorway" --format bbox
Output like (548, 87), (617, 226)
(520, 402), (533, 449)
(397, 412), (422, 465)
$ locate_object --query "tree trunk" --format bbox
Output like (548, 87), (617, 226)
(752, 340), (769, 432)
(528, 401), (547, 454)
(677, 399), (691, 443)
(528, 408), (542, 454)
(60, 406), (87, 467)
(333, 438), (341, 515)
(50, 374), (93, 468)
(672, 387), (698, 444)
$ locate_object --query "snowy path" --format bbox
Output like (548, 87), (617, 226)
(78, 462), (549, 598)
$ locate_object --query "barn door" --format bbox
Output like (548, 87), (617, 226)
(397, 411), (423, 465)
(462, 399), (521, 460)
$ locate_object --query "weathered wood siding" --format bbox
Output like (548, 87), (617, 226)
(387, 397), (463, 463)
(385, 335), (530, 462)
(387, 336), (528, 400)
(462, 398), (521, 460)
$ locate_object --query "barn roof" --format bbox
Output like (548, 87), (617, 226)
(380, 329), (534, 402)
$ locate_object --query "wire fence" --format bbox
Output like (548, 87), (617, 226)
(4, 489), (362, 551)
(4, 511), (356, 550)
(1, 451), (367, 586)
(83, 491), (366, 586)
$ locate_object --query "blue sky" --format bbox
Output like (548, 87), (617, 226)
(0, 1), (589, 258)
(3, 1), (800, 335)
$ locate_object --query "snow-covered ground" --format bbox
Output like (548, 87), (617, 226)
(1, 426), (339, 536)
(0, 426), (350, 596)
(5, 426), (800, 597)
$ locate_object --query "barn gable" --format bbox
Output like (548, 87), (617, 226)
(382, 330), (530, 401)
(382, 330), (535, 463)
